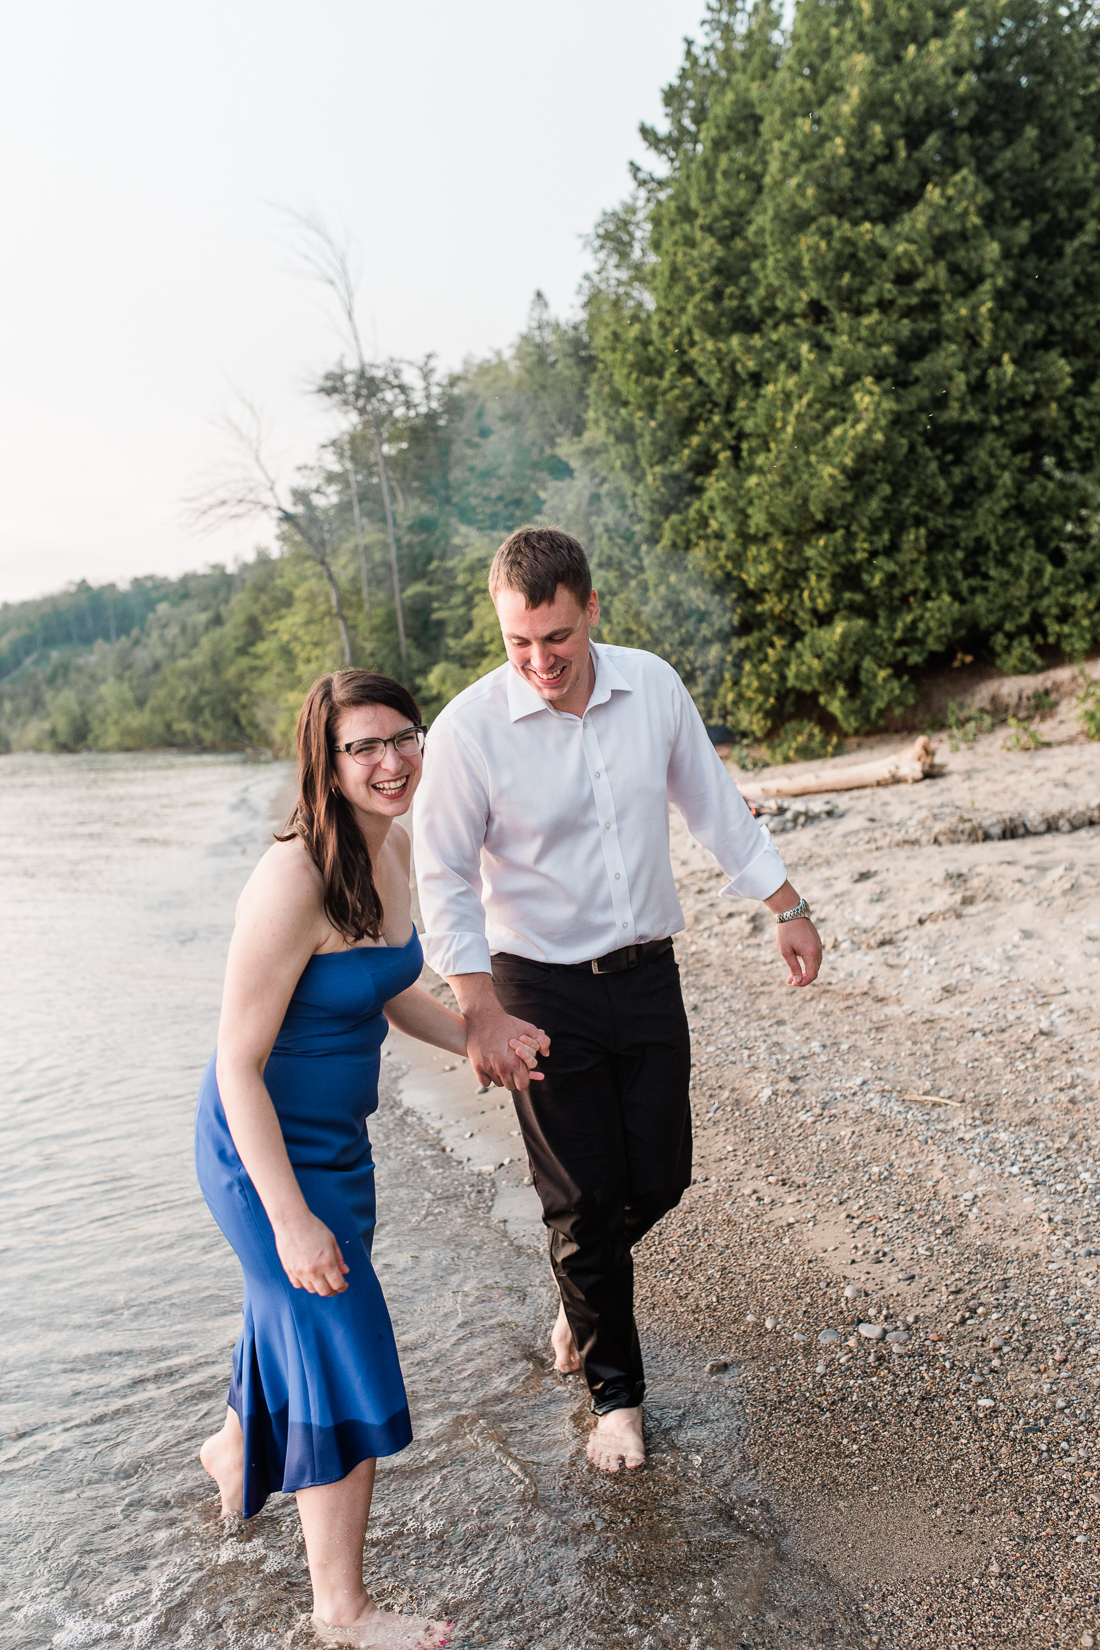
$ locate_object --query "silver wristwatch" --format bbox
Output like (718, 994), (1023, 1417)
(775, 896), (811, 924)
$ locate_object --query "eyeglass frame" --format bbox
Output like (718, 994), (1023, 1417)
(332, 724), (427, 766)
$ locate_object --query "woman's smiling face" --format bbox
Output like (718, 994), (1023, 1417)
(331, 702), (423, 819)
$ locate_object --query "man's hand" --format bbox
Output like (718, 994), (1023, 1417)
(763, 881), (823, 987)
(775, 916), (822, 986)
(448, 972), (550, 1091)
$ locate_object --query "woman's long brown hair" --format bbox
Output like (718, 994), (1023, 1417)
(276, 670), (422, 944)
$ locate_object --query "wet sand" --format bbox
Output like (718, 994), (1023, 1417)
(404, 696), (1100, 1647)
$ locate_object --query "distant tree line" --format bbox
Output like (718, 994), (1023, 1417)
(3, 0), (1098, 759)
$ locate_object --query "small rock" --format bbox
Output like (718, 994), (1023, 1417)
(1080, 1632), (1095, 1648)
(1054, 1351), (1068, 1363)
(844, 1285), (862, 1300)
(1056, 1398), (1068, 1410)
(858, 1323), (886, 1341)
(764, 1316), (778, 1330)
(792, 1332), (808, 1344)
(886, 1331), (910, 1346)
(815, 1362), (827, 1375)
(977, 1398), (996, 1408)
(988, 1558), (1000, 1576)
(990, 1336), (1005, 1350)
(705, 1359), (729, 1376)
(818, 1328), (840, 1345)
(746, 1313), (758, 1324)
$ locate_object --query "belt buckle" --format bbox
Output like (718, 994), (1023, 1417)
(591, 945), (637, 975)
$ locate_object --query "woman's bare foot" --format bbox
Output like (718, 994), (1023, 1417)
(587, 1405), (645, 1472)
(199, 1407), (245, 1515)
(311, 1604), (452, 1647)
(550, 1301), (581, 1374)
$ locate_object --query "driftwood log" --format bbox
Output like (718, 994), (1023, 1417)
(740, 735), (935, 801)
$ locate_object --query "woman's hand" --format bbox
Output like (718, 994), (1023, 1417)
(508, 1029), (550, 1078)
(273, 1213), (350, 1296)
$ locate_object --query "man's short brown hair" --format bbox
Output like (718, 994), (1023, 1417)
(488, 526), (592, 610)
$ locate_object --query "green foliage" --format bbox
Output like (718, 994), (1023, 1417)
(2, 296), (710, 751)
(1077, 676), (1100, 740)
(946, 700), (995, 749)
(1001, 714), (1049, 750)
(762, 720), (840, 764)
(587, 0), (1100, 741)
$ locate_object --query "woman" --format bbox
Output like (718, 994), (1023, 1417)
(194, 671), (545, 1648)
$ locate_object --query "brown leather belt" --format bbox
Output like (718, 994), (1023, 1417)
(556, 936), (675, 977)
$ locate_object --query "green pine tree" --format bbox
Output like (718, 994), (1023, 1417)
(589, 0), (1100, 743)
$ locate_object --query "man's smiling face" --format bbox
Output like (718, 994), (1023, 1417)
(494, 583), (600, 712)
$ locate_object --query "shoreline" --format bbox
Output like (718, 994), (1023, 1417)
(398, 706), (1100, 1646)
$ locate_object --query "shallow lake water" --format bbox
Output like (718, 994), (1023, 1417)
(0, 753), (859, 1650)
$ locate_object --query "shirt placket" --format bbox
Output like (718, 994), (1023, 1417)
(580, 711), (636, 945)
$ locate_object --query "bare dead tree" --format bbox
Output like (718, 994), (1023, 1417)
(342, 437), (370, 628)
(279, 209), (407, 662)
(185, 397), (353, 667)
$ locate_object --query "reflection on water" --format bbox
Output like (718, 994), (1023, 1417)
(1, 754), (858, 1650)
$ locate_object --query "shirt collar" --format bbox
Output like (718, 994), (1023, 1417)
(505, 643), (633, 722)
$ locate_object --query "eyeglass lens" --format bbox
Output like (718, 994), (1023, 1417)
(346, 728), (425, 764)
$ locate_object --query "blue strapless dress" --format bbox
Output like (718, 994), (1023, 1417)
(194, 931), (423, 1518)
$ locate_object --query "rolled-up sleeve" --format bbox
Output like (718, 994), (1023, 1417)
(413, 717), (495, 977)
(665, 676), (787, 901)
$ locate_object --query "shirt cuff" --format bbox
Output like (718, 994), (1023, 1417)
(419, 931), (494, 979)
(719, 824), (788, 901)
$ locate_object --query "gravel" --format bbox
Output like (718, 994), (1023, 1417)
(638, 732), (1100, 1648)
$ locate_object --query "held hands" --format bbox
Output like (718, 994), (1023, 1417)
(273, 1211), (350, 1296)
(466, 1003), (550, 1093)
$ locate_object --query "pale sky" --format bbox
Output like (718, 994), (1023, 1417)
(0, 0), (707, 606)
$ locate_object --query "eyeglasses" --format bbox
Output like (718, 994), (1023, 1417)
(333, 725), (427, 766)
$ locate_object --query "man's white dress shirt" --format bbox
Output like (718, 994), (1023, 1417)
(413, 643), (787, 976)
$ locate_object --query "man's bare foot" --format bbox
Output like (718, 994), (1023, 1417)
(199, 1409), (244, 1516)
(586, 1405), (645, 1472)
(311, 1604), (452, 1647)
(550, 1301), (581, 1374)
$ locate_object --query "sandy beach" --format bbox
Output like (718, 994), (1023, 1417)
(401, 688), (1100, 1647)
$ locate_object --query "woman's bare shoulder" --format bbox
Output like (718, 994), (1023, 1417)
(236, 835), (324, 919)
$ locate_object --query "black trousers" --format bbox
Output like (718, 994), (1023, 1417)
(491, 946), (692, 1412)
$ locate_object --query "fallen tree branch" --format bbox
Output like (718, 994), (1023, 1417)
(739, 736), (935, 800)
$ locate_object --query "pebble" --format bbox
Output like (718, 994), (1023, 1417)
(765, 1316), (778, 1330)
(818, 1328), (840, 1345)
(858, 1323), (886, 1341)
(886, 1331), (910, 1346)
(990, 1336), (1005, 1350)
(843, 1285), (862, 1300)
(977, 1398), (996, 1408)
(1056, 1398), (1068, 1410)
(815, 1362), (827, 1375)
(745, 1313), (758, 1323)
(705, 1359), (729, 1375)
(792, 1332), (808, 1343)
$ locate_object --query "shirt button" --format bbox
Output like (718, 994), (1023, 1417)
(595, 771), (600, 778)
(604, 823), (611, 830)
(615, 873), (621, 880)
(583, 719), (589, 728)
(622, 923), (628, 930)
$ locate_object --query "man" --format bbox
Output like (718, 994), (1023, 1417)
(413, 527), (821, 1472)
